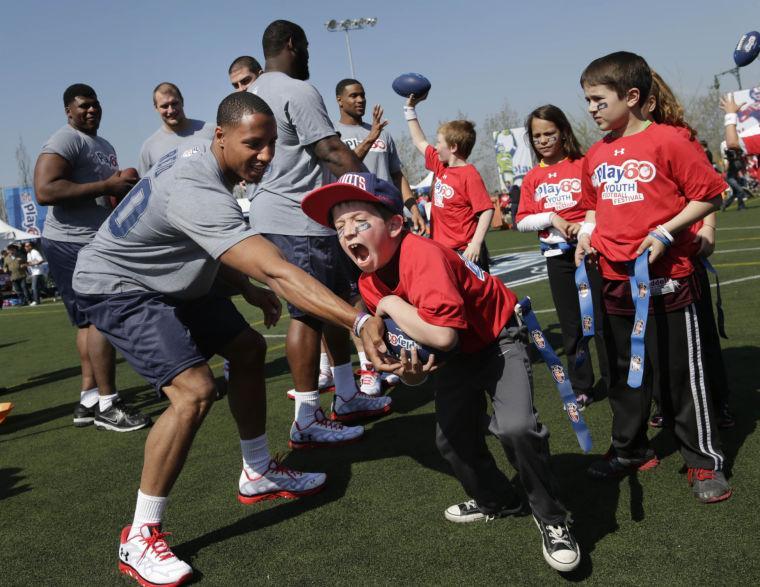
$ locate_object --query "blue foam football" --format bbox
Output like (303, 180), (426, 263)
(383, 317), (452, 363)
(392, 73), (431, 98)
(734, 31), (760, 67)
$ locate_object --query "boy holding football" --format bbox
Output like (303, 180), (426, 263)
(302, 172), (581, 572)
(575, 52), (730, 502)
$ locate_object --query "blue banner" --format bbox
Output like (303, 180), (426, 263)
(3, 186), (47, 236)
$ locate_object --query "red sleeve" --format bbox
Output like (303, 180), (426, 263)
(424, 144), (445, 175)
(743, 134), (760, 155)
(404, 248), (467, 330)
(515, 169), (538, 222)
(580, 153), (597, 211)
(465, 167), (495, 214)
(665, 132), (727, 201)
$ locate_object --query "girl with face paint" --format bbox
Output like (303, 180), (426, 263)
(515, 105), (609, 408)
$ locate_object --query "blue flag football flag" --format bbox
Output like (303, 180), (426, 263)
(517, 297), (593, 453)
(3, 186), (46, 236)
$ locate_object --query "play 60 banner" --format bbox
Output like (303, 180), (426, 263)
(3, 186), (47, 236)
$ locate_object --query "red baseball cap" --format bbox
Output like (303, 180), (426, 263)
(302, 172), (404, 228)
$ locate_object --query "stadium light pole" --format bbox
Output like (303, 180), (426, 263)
(325, 17), (378, 78)
(713, 66), (743, 91)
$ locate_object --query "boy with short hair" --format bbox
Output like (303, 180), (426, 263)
(302, 172), (581, 573)
(404, 94), (495, 271)
(575, 51), (731, 502)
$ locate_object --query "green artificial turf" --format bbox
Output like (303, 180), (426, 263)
(1, 205), (759, 585)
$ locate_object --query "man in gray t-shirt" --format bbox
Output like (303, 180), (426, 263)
(33, 83), (149, 433)
(137, 82), (214, 175)
(249, 20), (392, 438)
(70, 92), (390, 586)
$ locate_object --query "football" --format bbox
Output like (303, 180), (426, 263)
(392, 73), (431, 98)
(383, 317), (450, 363)
(734, 31), (760, 67)
(110, 168), (140, 209)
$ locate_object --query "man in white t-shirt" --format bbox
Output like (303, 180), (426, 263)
(23, 242), (44, 305)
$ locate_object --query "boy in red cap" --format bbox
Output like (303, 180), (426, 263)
(302, 172), (581, 573)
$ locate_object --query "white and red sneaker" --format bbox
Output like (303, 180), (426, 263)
(358, 365), (382, 396)
(318, 368), (334, 391)
(330, 391), (392, 423)
(288, 408), (364, 449)
(118, 524), (192, 587)
(238, 458), (326, 504)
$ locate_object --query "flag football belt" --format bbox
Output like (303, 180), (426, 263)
(517, 297), (592, 453)
(701, 257), (728, 339)
(575, 250), (651, 389)
(539, 241), (575, 257)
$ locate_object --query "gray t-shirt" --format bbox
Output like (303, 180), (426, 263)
(40, 125), (119, 243)
(73, 145), (256, 300)
(249, 72), (337, 236)
(334, 121), (401, 183)
(138, 119), (214, 175)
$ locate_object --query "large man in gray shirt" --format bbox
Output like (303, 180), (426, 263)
(249, 20), (392, 441)
(137, 82), (214, 175)
(33, 83), (150, 432)
(72, 92), (392, 586)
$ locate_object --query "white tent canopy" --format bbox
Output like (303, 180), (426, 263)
(0, 218), (41, 250)
(410, 171), (433, 192)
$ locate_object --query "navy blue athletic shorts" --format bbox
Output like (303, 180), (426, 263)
(77, 291), (248, 391)
(262, 233), (352, 318)
(41, 237), (90, 327)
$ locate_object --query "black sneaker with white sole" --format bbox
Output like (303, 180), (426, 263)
(94, 399), (151, 432)
(444, 498), (524, 523)
(73, 403), (98, 427)
(534, 516), (581, 572)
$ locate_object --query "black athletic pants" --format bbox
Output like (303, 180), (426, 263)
(605, 303), (725, 470)
(546, 251), (609, 395)
(433, 323), (567, 524)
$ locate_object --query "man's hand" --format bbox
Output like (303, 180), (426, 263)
(551, 214), (581, 240)
(360, 315), (400, 372)
(103, 170), (138, 198)
(575, 234), (596, 267)
(242, 284), (282, 328)
(694, 224), (716, 257)
(394, 347), (437, 386)
(720, 93), (745, 114)
(635, 234), (667, 263)
(367, 105), (388, 143)
(461, 242), (481, 263)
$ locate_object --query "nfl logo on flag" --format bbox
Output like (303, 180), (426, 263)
(531, 330), (546, 349)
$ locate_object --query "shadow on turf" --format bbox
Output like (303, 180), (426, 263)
(0, 467), (31, 501)
(5, 357), (128, 394)
(174, 410), (448, 566)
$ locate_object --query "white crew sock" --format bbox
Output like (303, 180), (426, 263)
(128, 490), (168, 539)
(319, 352), (331, 374)
(80, 387), (99, 408)
(293, 390), (320, 426)
(358, 351), (369, 368)
(333, 362), (358, 401)
(98, 392), (119, 412)
(241, 433), (271, 475)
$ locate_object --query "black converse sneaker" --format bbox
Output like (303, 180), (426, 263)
(94, 399), (151, 432)
(444, 498), (524, 523)
(73, 403), (98, 427)
(534, 516), (581, 572)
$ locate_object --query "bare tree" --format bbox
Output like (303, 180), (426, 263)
(569, 113), (602, 153)
(470, 100), (522, 191)
(682, 87), (723, 161)
(16, 136), (33, 187)
(395, 132), (427, 185)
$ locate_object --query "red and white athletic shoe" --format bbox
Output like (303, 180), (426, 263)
(118, 524), (192, 587)
(238, 458), (326, 504)
(288, 408), (364, 449)
(318, 368), (334, 390)
(358, 365), (382, 396)
(330, 391), (392, 423)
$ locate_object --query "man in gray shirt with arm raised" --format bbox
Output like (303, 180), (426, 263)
(73, 92), (394, 586)
(138, 82), (214, 175)
(33, 83), (150, 432)
(249, 20), (392, 446)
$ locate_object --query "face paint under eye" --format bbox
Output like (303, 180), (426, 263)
(336, 226), (345, 238)
(355, 221), (371, 233)
(596, 102), (608, 111)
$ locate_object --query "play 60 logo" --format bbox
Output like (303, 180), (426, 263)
(593, 159), (656, 205)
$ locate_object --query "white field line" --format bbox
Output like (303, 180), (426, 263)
(713, 246), (760, 254)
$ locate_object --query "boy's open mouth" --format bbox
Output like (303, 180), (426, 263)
(348, 243), (370, 263)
